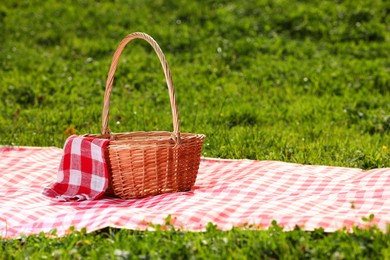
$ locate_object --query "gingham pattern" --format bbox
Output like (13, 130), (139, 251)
(1, 146), (389, 238)
(44, 135), (110, 201)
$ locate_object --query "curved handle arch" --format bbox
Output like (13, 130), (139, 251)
(102, 32), (181, 143)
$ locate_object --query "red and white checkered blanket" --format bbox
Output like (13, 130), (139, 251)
(44, 135), (110, 201)
(1, 146), (389, 238)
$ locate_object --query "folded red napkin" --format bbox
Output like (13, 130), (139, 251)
(44, 135), (110, 201)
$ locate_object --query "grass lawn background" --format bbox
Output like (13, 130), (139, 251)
(1, 0), (388, 168)
(0, 0), (389, 258)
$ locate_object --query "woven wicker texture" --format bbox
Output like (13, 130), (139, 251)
(86, 32), (205, 199)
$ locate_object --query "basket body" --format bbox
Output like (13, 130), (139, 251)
(87, 32), (205, 199)
(91, 132), (204, 199)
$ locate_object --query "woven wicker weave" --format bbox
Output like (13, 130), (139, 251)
(85, 32), (205, 199)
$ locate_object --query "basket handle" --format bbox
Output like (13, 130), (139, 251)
(101, 32), (181, 144)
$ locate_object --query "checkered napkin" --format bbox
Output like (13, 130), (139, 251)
(44, 135), (110, 201)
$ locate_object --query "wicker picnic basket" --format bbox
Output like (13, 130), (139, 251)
(85, 32), (205, 199)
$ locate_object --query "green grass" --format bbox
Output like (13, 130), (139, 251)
(1, 0), (389, 168)
(1, 0), (389, 257)
(1, 222), (390, 259)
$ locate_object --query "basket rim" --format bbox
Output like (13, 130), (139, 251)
(88, 131), (205, 150)
(84, 131), (205, 141)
